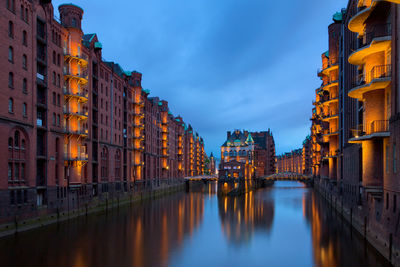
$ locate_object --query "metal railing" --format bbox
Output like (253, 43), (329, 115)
(351, 120), (389, 138)
(361, 24), (391, 48)
(352, 64), (391, 88)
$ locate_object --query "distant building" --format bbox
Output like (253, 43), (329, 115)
(252, 130), (276, 177)
(219, 130), (255, 179)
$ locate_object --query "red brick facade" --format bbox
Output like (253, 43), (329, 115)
(0, 1), (206, 224)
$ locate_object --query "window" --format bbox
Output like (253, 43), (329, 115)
(9, 72), (14, 88)
(386, 193), (389, 210)
(53, 51), (56, 64)
(8, 138), (13, 148)
(22, 78), (27, 93)
(394, 195), (397, 213)
(22, 30), (27, 46)
(57, 94), (60, 106)
(72, 18), (77, 28)
(14, 131), (19, 147)
(52, 71), (56, 85)
(52, 113), (56, 125)
(57, 74), (60, 87)
(22, 103), (27, 117)
(25, 8), (28, 23)
(386, 145), (390, 174)
(21, 139), (25, 150)
(20, 5), (23, 20)
(8, 46), (13, 62)
(57, 114), (60, 126)
(8, 163), (13, 180)
(57, 54), (60, 66)
(52, 92), (56, 105)
(8, 98), (14, 113)
(14, 163), (19, 180)
(22, 54), (27, 69)
(8, 21), (13, 38)
(394, 144), (397, 174)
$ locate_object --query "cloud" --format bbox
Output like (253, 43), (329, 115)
(52, 0), (348, 155)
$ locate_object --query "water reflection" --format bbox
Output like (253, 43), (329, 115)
(304, 190), (390, 267)
(218, 191), (274, 244)
(0, 182), (391, 267)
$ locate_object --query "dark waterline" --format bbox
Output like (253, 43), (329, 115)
(0, 181), (391, 267)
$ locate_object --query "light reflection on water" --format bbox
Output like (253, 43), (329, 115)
(0, 181), (390, 267)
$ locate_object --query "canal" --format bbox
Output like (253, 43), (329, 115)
(0, 181), (391, 267)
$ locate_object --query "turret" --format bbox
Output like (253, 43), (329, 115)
(59, 3), (84, 30)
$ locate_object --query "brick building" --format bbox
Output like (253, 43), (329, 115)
(311, 1), (400, 264)
(219, 129), (276, 179)
(252, 130), (276, 177)
(0, 1), (206, 224)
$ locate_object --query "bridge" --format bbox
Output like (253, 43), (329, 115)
(262, 172), (313, 183)
(184, 175), (218, 182)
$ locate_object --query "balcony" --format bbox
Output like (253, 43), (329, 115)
(322, 111), (339, 121)
(348, 64), (391, 100)
(63, 86), (89, 102)
(348, 24), (391, 65)
(322, 96), (339, 106)
(320, 57), (339, 76)
(348, 5), (373, 35)
(63, 49), (89, 66)
(349, 120), (390, 142)
(63, 69), (88, 84)
(321, 79), (339, 92)
(64, 153), (88, 162)
(64, 126), (88, 137)
(323, 128), (339, 137)
(63, 106), (88, 120)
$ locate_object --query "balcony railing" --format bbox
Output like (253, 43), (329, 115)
(63, 86), (89, 99)
(351, 120), (389, 138)
(361, 24), (391, 48)
(64, 153), (89, 161)
(63, 49), (89, 61)
(63, 69), (89, 80)
(352, 64), (391, 88)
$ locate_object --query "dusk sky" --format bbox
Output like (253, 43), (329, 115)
(54, 0), (348, 157)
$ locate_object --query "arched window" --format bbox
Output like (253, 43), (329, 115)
(22, 103), (27, 117)
(14, 131), (19, 147)
(57, 54), (60, 66)
(101, 147), (109, 180)
(8, 21), (13, 38)
(72, 18), (77, 28)
(8, 46), (13, 62)
(8, 98), (14, 113)
(25, 8), (28, 23)
(22, 30), (27, 46)
(22, 78), (27, 93)
(22, 54), (27, 69)
(52, 51), (56, 64)
(9, 129), (27, 185)
(52, 92), (56, 105)
(115, 150), (121, 179)
(9, 72), (14, 88)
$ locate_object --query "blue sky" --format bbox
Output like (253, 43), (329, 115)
(53, 0), (348, 156)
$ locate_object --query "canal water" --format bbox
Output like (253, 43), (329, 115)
(0, 181), (391, 267)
